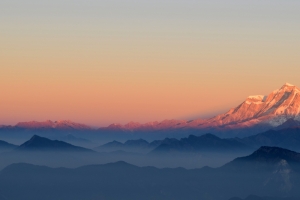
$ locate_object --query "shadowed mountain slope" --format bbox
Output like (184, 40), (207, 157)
(275, 119), (300, 130)
(53, 134), (97, 148)
(95, 138), (162, 153)
(151, 133), (253, 154)
(97, 127), (300, 155)
(0, 140), (17, 152)
(224, 146), (300, 171)
(17, 135), (94, 152)
(243, 127), (300, 152)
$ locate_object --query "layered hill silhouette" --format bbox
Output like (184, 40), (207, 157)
(224, 146), (300, 171)
(242, 127), (300, 152)
(95, 138), (162, 153)
(1, 146), (300, 200)
(53, 134), (97, 148)
(95, 133), (253, 154)
(17, 135), (94, 152)
(150, 133), (253, 154)
(0, 140), (17, 152)
(96, 127), (300, 154)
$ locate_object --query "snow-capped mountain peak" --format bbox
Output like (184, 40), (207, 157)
(199, 83), (300, 129)
(283, 82), (295, 87)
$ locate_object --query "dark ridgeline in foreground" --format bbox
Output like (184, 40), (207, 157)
(0, 146), (300, 200)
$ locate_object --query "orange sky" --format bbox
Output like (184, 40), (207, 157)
(1, 0), (300, 126)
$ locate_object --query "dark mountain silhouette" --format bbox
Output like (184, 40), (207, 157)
(98, 140), (123, 149)
(94, 127), (300, 155)
(96, 133), (253, 154)
(243, 128), (300, 152)
(17, 135), (94, 152)
(224, 146), (300, 171)
(95, 138), (162, 153)
(233, 146), (300, 163)
(1, 146), (299, 200)
(0, 140), (17, 152)
(151, 133), (253, 154)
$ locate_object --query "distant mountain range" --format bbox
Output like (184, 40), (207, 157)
(98, 83), (300, 134)
(1, 83), (300, 138)
(0, 146), (300, 200)
(96, 127), (300, 154)
(150, 133), (253, 154)
(242, 127), (300, 152)
(15, 120), (91, 130)
(7, 126), (299, 157)
(95, 138), (163, 153)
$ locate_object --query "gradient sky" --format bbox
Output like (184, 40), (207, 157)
(1, 0), (300, 126)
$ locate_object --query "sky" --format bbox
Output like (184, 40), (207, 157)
(0, 0), (300, 126)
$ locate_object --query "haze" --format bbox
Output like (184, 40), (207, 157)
(1, 0), (300, 126)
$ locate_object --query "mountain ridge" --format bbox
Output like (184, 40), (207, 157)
(97, 127), (300, 154)
(17, 135), (94, 152)
(15, 120), (91, 130)
(1, 146), (300, 200)
(1, 83), (300, 136)
(99, 83), (300, 133)
(0, 140), (17, 152)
